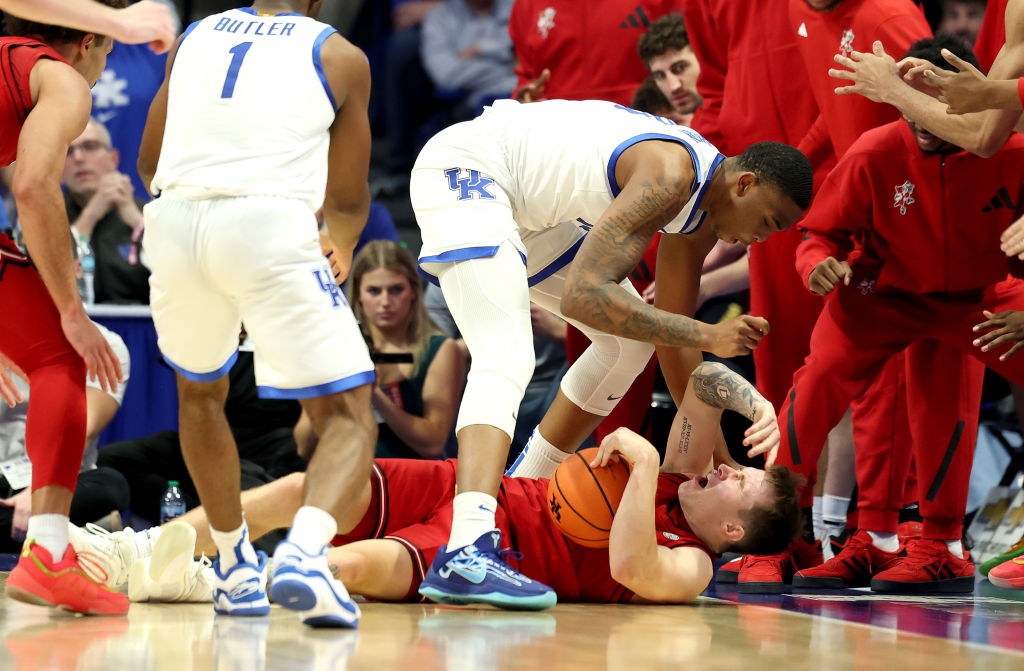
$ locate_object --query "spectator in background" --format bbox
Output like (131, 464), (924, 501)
(421, 0), (516, 117)
(636, 13), (702, 121)
(0, 322), (131, 552)
(630, 75), (690, 124)
(90, 0), (178, 199)
(510, 0), (678, 105)
(379, 0), (442, 193)
(937, 0), (986, 46)
(298, 240), (465, 460)
(62, 117), (150, 304)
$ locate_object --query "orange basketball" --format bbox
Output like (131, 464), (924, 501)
(546, 447), (632, 548)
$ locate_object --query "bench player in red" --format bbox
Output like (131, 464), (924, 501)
(0, 5), (127, 614)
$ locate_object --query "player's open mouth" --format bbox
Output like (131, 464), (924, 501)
(697, 476), (708, 488)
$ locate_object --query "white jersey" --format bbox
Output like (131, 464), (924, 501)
(151, 8), (338, 210)
(478, 99), (725, 235)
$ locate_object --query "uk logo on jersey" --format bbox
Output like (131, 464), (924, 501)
(839, 29), (855, 57)
(313, 268), (347, 308)
(893, 181), (916, 215)
(445, 168), (496, 201)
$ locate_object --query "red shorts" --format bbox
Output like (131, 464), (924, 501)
(331, 459), (516, 601)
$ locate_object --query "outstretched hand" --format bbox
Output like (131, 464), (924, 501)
(743, 400), (780, 467)
(829, 40), (902, 103)
(705, 314), (768, 358)
(111, 0), (177, 54)
(973, 310), (1024, 361)
(516, 68), (550, 103)
(916, 48), (997, 114)
(0, 351), (27, 408)
(1002, 213), (1024, 260)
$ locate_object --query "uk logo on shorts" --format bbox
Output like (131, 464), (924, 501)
(313, 268), (347, 308)
(445, 168), (496, 201)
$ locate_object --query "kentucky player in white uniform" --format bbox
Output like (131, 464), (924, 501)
(137, 1), (374, 628)
(411, 98), (813, 609)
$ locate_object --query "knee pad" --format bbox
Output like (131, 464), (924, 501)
(560, 333), (654, 416)
(438, 244), (535, 439)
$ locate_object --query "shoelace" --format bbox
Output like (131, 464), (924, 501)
(900, 540), (949, 568)
(75, 525), (139, 586)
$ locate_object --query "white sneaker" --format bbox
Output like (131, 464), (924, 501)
(68, 523), (161, 589)
(128, 521), (213, 602)
(270, 540), (360, 628)
(212, 549), (270, 616)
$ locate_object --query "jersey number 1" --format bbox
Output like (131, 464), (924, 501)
(221, 42), (253, 99)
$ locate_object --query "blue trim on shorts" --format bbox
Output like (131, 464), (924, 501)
(163, 350), (238, 383)
(527, 235), (586, 287)
(258, 370), (376, 400)
(312, 27), (339, 110)
(418, 245), (525, 286)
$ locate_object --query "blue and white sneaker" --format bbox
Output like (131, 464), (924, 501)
(270, 540), (360, 629)
(418, 530), (557, 610)
(212, 550), (270, 616)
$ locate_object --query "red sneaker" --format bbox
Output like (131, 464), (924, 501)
(737, 537), (823, 594)
(870, 537), (975, 594)
(716, 556), (742, 584)
(5, 541), (129, 615)
(987, 553), (1024, 589)
(793, 530), (904, 589)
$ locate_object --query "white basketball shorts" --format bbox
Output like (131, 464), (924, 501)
(144, 193), (374, 399)
(411, 120), (585, 286)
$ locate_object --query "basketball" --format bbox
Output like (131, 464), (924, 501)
(546, 447), (632, 548)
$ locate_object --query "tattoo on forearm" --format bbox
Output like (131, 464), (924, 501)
(564, 176), (703, 346)
(691, 362), (761, 420)
(677, 417), (693, 455)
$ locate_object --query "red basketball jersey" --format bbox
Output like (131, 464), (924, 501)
(500, 472), (716, 602)
(0, 37), (69, 167)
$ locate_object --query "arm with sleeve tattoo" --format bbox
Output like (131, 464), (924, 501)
(561, 145), (767, 358)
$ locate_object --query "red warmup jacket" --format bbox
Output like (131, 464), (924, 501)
(0, 37), (68, 167)
(974, 0), (1008, 73)
(796, 121), (1024, 294)
(791, 0), (931, 160)
(682, 0), (820, 158)
(509, 0), (677, 106)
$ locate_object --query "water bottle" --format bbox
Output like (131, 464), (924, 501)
(77, 236), (95, 305)
(160, 480), (186, 524)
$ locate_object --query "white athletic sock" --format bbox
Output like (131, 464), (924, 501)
(210, 519), (258, 571)
(448, 492), (497, 549)
(812, 496), (824, 539)
(287, 505), (338, 556)
(507, 427), (572, 479)
(867, 530), (899, 553)
(28, 514), (70, 558)
(945, 540), (964, 559)
(821, 494), (849, 529)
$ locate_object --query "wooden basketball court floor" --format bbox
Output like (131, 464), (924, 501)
(1, 574), (1024, 671)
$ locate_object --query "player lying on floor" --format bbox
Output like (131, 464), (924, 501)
(71, 361), (800, 605)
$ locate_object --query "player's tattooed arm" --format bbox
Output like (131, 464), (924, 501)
(690, 361), (781, 466)
(561, 171), (705, 347)
(690, 362), (762, 421)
